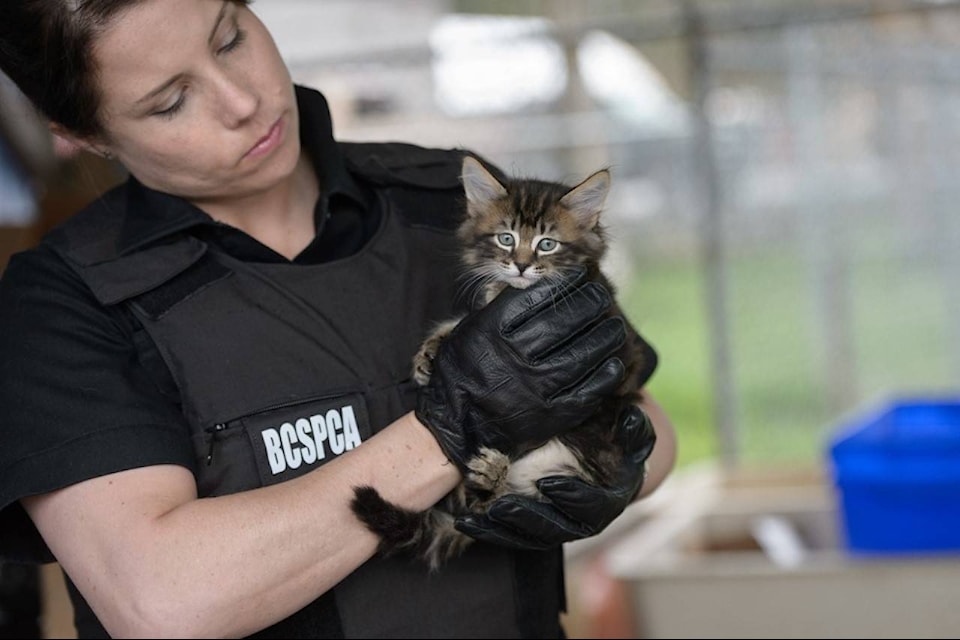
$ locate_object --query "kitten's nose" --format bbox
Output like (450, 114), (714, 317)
(515, 262), (529, 274)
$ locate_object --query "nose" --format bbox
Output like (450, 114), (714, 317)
(514, 261), (529, 274)
(215, 73), (259, 128)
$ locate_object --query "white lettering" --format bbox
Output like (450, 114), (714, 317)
(261, 404), (364, 475)
(341, 406), (361, 450)
(262, 429), (285, 474)
(296, 417), (317, 464)
(327, 409), (344, 455)
(280, 422), (302, 470)
(310, 414), (327, 460)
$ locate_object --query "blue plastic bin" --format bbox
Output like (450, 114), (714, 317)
(827, 398), (960, 554)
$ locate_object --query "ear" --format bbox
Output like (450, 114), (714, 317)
(461, 156), (507, 212)
(49, 122), (111, 159)
(560, 169), (610, 229)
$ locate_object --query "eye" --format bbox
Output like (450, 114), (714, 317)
(537, 238), (559, 253)
(495, 233), (516, 249)
(154, 93), (187, 119)
(218, 28), (247, 55)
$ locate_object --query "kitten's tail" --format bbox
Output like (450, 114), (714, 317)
(350, 486), (474, 571)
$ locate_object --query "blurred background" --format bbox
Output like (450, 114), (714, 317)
(3, 0), (960, 638)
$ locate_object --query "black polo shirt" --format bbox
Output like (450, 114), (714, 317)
(0, 85), (380, 561)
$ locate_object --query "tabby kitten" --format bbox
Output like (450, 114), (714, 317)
(351, 155), (646, 570)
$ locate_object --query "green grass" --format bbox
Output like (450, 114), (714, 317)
(618, 256), (718, 468)
(616, 235), (958, 470)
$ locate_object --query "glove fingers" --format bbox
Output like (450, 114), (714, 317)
(506, 282), (612, 360)
(536, 476), (627, 528)
(550, 355), (624, 407)
(484, 495), (589, 545)
(455, 514), (548, 550)
(545, 315), (625, 370)
(617, 404), (657, 461)
(492, 266), (589, 334)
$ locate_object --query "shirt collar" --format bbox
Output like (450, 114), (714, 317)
(118, 85), (366, 255)
(295, 84), (367, 208)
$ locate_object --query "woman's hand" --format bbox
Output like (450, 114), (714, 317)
(453, 404), (658, 548)
(415, 267), (627, 471)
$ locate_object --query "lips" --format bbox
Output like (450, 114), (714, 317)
(244, 116), (284, 160)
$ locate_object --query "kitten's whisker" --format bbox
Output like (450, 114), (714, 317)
(550, 268), (580, 316)
(456, 266), (500, 310)
(454, 266), (492, 298)
(452, 272), (479, 303)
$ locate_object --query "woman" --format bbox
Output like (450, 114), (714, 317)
(0, 1), (676, 637)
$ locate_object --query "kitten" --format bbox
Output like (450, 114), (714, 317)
(351, 155), (646, 570)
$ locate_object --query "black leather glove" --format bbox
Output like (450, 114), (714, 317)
(453, 404), (657, 548)
(416, 267), (627, 472)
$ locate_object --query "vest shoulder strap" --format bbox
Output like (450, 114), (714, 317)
(340, 142), (494, 232)
(340, 141), (467, 189)
(44, 185), (128, 267)
(43, 185), (214, 307)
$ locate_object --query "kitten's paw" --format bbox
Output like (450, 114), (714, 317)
(412, 349), (435, 386)
(465, 447), (511, 509)
(411, 319), (462, 386)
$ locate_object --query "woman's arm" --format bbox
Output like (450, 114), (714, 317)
(635, 388), (677, 500)
(23, 411), (458, 639)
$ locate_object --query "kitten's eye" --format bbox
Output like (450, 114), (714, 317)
(537, 238), (559, 253)
(495, 233), (516, 249)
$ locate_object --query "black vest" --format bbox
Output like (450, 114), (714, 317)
(47, 142), (564, 639)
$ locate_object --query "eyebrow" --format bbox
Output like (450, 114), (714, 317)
(207, 1), (231, 47)
(133, 2), (232, 108)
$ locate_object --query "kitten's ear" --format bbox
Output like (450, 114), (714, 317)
(461, 156), (507, 211)
(560, 169), (610, 229)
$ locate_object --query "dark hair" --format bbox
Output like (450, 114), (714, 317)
(0, 0), (250, 139)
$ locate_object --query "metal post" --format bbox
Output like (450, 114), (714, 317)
(786, 26), (859, 414)
(683, 0), (740, 469)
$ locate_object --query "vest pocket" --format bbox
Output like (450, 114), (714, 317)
(194, 392), (372, 497)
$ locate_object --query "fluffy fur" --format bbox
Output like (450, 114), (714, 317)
(350, 155), (646, 570)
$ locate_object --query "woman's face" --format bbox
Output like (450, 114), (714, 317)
(90, 0), (299, 204)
